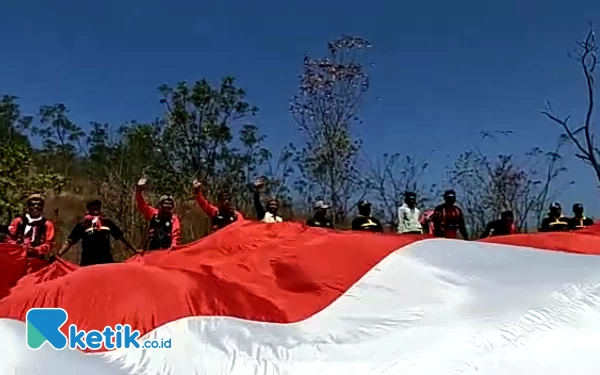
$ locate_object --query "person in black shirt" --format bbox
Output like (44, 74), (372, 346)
(568, 203), (594, 230)
(351, 200), (384, 232)
(539, 202), (570, 232)
(481, 211), (518, 238)
(56, 199), (140, 266)
(306, 201), (334, 229)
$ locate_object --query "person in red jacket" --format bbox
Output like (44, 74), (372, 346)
(135, 177), (181, 250)
(193, 178), (244, 232)
(6, 194), (55, 273)
(432, 190), (469, 239)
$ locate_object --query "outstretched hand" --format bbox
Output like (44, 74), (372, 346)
(137, 176), (147, 189)
(192, 178), (202, 193)
(254, 177), (266, 189)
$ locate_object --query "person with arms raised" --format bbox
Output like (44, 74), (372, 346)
(306, 201), (335, 229)
(352, 200), (384, 232)
(135, 176), (181, 250)
(253, 177), (283, 223)
(193, 178), (244, 232)
(56, 199), (140, 266)
(5, 194), (55, 273)
(432, 190), (468, 239)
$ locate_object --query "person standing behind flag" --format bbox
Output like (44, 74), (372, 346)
(56, 199), (140, 266)
(135, 176), (181, 250)
(432, 190), (469, 239)
(568, 203), (594, 230)
(306, 201), (335, 229)
(253, 177), (283, 223)
(397, 192), (422, 234)
(5, 194), (55, 273)
(481, 211), (518, 238)
(193, 178), (244, 232)
(539, 202), (570, 232)
(351, 200), (384, 232)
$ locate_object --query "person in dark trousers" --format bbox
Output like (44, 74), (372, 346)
(568, 203), (594, 230)
(481, 211), (518, 238)
(5, 194), (55, 273)
(56, 199), (139, 266)
(306, 201), (335, 229)
(135, 176), (181, 250)
(193, 178), (244, 232)
(352, 200), (384, 232)
(432, 190), (469, 239)
(253, 177), (283, 223)
(539, 202), (570, 232)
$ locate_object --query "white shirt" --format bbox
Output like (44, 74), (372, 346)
(397, 204), (422, 233)
(261, 212), (283, 223)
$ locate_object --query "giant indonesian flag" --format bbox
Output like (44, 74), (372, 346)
(1, 221), (600, 374)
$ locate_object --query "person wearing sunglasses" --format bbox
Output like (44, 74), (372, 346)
(135, 176), (181, 250)
(5, 194), (55, 273)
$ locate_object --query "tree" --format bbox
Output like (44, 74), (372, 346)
(543, 25), (600, 185)
(32, 103), (86, 177)
(0, 96), (64, 225)
(368, 153), (433, 227)
(446, 133), (571, 236)
(290, 35), (371, 223)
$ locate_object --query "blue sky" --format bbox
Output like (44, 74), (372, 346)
(2, 0), (600, 213)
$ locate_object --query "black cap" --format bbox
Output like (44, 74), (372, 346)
(573, 203), (584, 210)
(358, 199), (371, 208)
(443, 189), (456, 197)
(86, 199), (102, 210)
(404, 191), (416, 198)
(549, 202), (561, 209)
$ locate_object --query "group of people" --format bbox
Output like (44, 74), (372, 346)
(1, 178), (595, 274)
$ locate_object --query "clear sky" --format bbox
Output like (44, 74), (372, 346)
(2, 0), (600, 213)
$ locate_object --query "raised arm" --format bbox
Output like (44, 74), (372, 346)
(135, 189), (158, 220)
(193, 179), (219, 217)
(250, 177), (267, 220)
(135, 177), (158, 220)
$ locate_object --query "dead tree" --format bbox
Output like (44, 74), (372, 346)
(543, 25), (600, 185)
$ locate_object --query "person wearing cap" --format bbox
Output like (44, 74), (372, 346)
(56, 199), (140, 266)
(397, 192), (422, 234)
(306, 201), (335, 229)
(539, 202), (570, 232)
(352, 200), (384, 232)
(5, 194), (55, 273)
(253, 177), (283, 223)
(432, 189), (468, 239)
(135, 176), (181, 250)
(568, 203), (594, 230)
(193, 178), (244, 232)
(481, 210), (518, 238)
